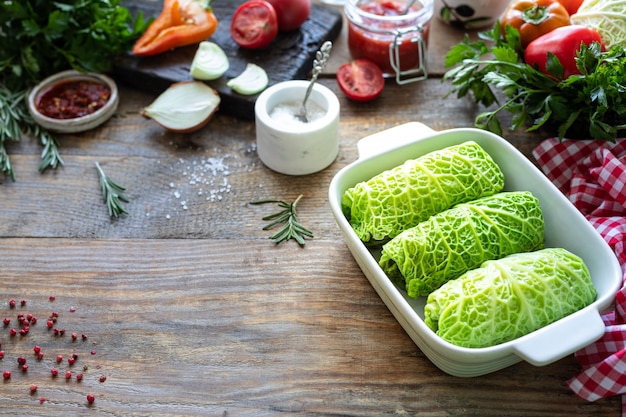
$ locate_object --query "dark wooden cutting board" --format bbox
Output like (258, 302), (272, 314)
(114, 1), (343, 120)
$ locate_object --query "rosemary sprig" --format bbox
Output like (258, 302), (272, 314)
(95, 161), (129, 218)
(250, 195), (314, 247)
(0, 86), (64, 180)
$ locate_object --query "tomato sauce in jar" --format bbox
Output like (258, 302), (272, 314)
(36, 80), (111, 119)
(345, 0), (433, 81)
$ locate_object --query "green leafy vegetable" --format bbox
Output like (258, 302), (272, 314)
(250, 195), (314, 247)
(342, 141), (505, 245)
(95, 162), (129, 218)
(424, 248), (596, 348)
(444, 23), (626, 141)
(379, 191), (545, 298)
(0, 0), (150, 180)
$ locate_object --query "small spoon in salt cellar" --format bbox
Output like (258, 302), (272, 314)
(295, 41), (333, 123)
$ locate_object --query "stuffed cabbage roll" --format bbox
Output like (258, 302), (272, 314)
(342, 141), (505, 245)
(379, 191), (545, 298)
(424, 248), (597, 348)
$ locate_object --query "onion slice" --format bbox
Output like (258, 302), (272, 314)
(227, 64), (269, 95)
(190, 41), (229, 81)
(142, 81), (220, 133)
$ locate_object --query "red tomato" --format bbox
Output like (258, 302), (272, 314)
(336, 59), (384, 102)
(557, 0), (583, 15)
(230, 1), (278, 49)
(265, 0), (311, 31)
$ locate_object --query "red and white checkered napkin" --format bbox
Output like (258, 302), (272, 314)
(533, 138), (626, 415)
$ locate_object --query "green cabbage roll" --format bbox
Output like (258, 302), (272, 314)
(379, 191), (545, 298)
(342, 141), (504, 245)
(424, 248), (597, 348)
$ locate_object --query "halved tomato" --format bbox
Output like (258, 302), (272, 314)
(230, 1), (278, 49)
(336, 59), (384, 102)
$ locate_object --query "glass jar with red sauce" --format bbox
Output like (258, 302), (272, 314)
(345, 0), (434, 84)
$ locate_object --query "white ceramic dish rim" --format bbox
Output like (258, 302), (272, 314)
(328, 122), (622, 377)
(27, 69), (119, 133)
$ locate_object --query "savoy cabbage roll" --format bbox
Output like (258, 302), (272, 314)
(424, 248), (597, 348)
(379, 191), (545, 298)
(342, 141), (505, 245)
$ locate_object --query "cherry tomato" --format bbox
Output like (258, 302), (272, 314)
(265, 0), (311, 31)
(336, 59), (384, 102)
(230, 1), (278, 49)
(556, 0), (583, 15)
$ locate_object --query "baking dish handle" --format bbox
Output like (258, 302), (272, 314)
(357, 122), (435, 160)
(513, 309), (605, 366)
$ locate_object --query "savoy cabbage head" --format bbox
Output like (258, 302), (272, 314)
(424, 248), (597, 348)
(379, 191), (545, 298)
(342, 141), (504, 245)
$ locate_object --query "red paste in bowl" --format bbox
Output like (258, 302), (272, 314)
(36, 80), (111, 119)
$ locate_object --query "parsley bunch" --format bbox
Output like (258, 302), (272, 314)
(444, 24), (626, 141)
(0, 0), (149, 180)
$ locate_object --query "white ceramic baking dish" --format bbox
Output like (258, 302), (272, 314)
(328, 122), (622, 377)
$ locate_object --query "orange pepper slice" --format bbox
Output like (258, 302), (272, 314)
(132, 0), (218, 56)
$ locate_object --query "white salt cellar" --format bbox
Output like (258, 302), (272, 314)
(255, 80), (340, 175)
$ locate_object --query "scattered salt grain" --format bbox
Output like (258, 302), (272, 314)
(163, 149), (235, 217)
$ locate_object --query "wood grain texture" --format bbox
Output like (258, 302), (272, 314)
(0, 239), (619, 416)
(0, 2), (619, 415)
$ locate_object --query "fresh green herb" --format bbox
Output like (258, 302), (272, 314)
(250, 195), (314, 247)
(95, 162), (129, 218)
(443, 23), (626, 140)
(0, 0), (150, 180)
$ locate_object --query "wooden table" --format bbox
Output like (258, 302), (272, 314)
(1, 3), (620, 416)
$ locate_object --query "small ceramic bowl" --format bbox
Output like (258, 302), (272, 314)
(28, 70), (119, 134)
(434, 0), (511, 29)
(255, 80), (340, 176)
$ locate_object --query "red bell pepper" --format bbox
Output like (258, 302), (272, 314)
(524, 25), (605, 79)
(132, 0), (218, 56)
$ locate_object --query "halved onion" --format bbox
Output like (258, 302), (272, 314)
(227, 64), (268, 95)
(190, 41), (229, 81)
(142, 81), (220, 133)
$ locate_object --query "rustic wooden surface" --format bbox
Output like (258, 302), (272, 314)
(0, 2), (620, 416)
